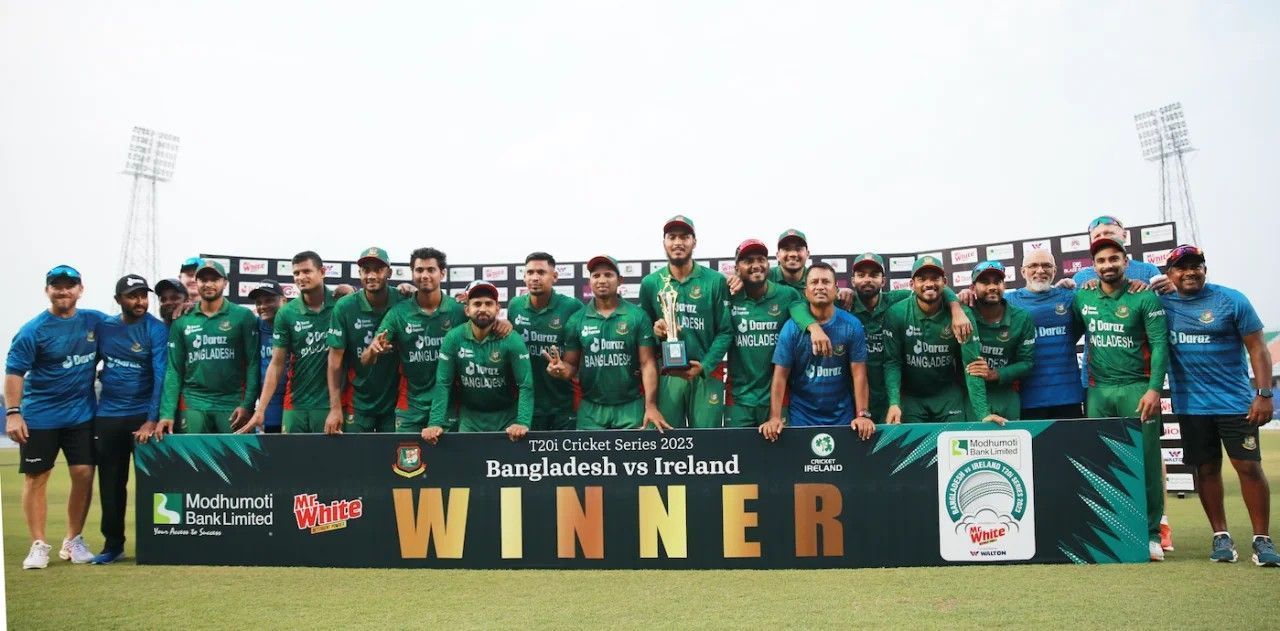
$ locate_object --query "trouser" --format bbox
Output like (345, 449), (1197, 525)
(347, 410), (397, 433)
(901, 386), (967, 423)
(283, 408), (329, 434)
(986, 387), (1022, 421)
(577, 399), (644, 430)
(867, 368), (889, 425)
(724, 404), (787, 428)
(1087, 382), (1163, 543)
(1020, 402), (1085, 420)
(531, 412), (576, 432)
(95, 415), (145, 552)
(179, 408), (236, 434)
(459, 407), (520, 432)
(657, 374), (725, 428)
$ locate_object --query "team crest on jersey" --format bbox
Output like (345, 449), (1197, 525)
(1055, 303), (1068, 315)
(549, 317), (562, 330)
(1243, 436), (1257, 451)
(130, 342), (143, 353)
(940, 327), (954, 339)
(768, 304), (781, 316)
(1115, 305), (1130, 318)
(1199, 310), (1215, 324)
(219, 320), (233, 331)
(708, 392), (720, 405)
(997, 330), (1010, 342)
(615, 321), (630, 335)
(834, 344), (846, 356)
(441, 318), (452, 329)
(689, 285), (703, 299)
(86, 331), (95, 342)
(489, 350), (501, 363)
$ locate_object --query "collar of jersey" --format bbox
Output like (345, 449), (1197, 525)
(663, 262), (705, 283)
(520, 291), (564, 314)
(192, 299), (232, 319)
(586, 298), (632, 319)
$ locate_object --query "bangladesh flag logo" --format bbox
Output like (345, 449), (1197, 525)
(153, 493), (183, 525)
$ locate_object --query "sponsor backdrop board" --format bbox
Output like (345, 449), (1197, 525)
(137, 421), (1148, 569)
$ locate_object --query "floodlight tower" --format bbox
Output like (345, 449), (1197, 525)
(1134, 103), (1201, 245)
(119, 127), (179, 283)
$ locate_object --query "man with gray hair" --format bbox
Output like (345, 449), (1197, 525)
(1005, 249), (1085, 420)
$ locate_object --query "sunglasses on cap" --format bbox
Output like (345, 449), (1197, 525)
(180, 256), (204, 270)
(1166, 244), (1205, 267)
(1088, 216), (1123, 231)
(46, 265), (82, 280)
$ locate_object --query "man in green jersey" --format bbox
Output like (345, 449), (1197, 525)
(640, 215), (733, 428)
(965, 261), (1035, 420)
(1073, 236), (1169, 560)
(883, 256), (1001, 424)
(545, 255), (666, 430)
(325, 246), (403, 434)
(423, 281), (533, 442)
(507, 252), (584, 431)
(157, 260), (260, 435)
(367, 247), (465, 433)
(241, 252), (335, 433)
(725, 239), (803, 427)
(790, 252), (971, 422)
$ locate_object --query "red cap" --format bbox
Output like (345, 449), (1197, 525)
(464, 280), (499, 301)
(735, 239), (769, 261)
(1089, 236), (1126, 256)
(662, 215), (695, 236)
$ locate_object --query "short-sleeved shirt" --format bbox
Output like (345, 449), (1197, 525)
(1160, 284), (1264, 415)
(772, 309), (867, 426)
(1006, 287), (1084, 408)
(767, 266), (808, 293)
(973, 303), (1037, 395)
(258, 318), (286, 414)
(377, 292), (466, 411)
(728, 281), (802, 407)
(327, 289), (403, 414)
(1072, 283), (1168, 390)
(429, 324), (534, 427)
(96, 313), (168, 419)
(272, 289), (336, 410)
(638, 263), (734, 368)
(507, 292), (584, 417)
(1073, 259), (1162, 389)
(564, 299), (655, 406)
(160, 299), (260, 417)
(5, 309), (107, 428)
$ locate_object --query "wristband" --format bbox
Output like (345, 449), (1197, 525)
(857, 410), (872, 420)
(6, 407), (21, 416)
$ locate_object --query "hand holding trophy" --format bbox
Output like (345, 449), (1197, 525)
(658, 275), (688, 371)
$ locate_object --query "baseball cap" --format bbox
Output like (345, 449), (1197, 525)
(663, 215), (696, 236)
(195, 260), (227, 279)
(1088, 215), (1124, 231)
(971, 261), (1006, 281)
(852, 252), (885, 273)
(735, 239), (769, 261)
(179, 256), (204, 273)
(1089, 236), (1126, 255)
(586, 255), (620, 274)
(46, 265), (82, 285)
(154, 278), (187, 296)
(1164, 244), (1205, 269)
(248, 279), (284, 300)
(357, 246), (391, 267)
(776, 229), (808, 249)
(465, 280), (499, 301)
(911, 256), (944, 277)
(115, 274), (151, 297)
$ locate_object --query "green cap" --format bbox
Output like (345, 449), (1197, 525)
(663, 215), (695, 236)
(587, 254), (620, 274)
(357, 246), (390, 267)
(777, 229), (808, 248)
(195, 259), (227, 279)
(911, 255), (944, 277)
(852, 252), (885, 272)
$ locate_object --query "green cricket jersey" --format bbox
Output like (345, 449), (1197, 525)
(973, 302), (1036, 391)
(429, 324), (534, 427)
(160, 299), (260, 418)
(564, 299), (655, 406)
(377, 292), (466, 412)
(882, 298), (989, 417)
(728, 281), (802, 406)
(507, 292), (584, 417)
(767, 266), (807, 293)
(326, 289), (404, 414)
(1072, 282), (1169, 390)
(271, 288), (336, 410)
(638, 262), (733, 368)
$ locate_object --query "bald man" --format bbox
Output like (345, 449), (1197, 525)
(1005, 250), (1085, 419)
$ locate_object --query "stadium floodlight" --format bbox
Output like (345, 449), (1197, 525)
(1134, 103), (1200, 244)
(124, 127), (180, 182)
(119, 126), (181, 283)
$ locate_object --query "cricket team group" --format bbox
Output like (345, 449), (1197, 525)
(5, 214), (1277, 569)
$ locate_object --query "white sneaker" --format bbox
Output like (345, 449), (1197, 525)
(1149, 540), (1165, 562)
(59, 534), (94, 564)
(23, 540), (52, 569)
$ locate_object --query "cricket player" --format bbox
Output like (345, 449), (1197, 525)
(424, 281), (533, 441)
(1158, 244), (1278, 566)
(547, 255), (666, 430)
(1073, 236), (1169, 561)
(726, 239), (803, 427)
(639, 215), (733, 428)
(178, 256), (203, 307)
(249, 279), (286, 433)
(507, 252), (584, 431)
(153, 278), (188, 327)
(1005, 249), (1086, 419)
(326, 247), (404, 433)
(6, 266), (106, 569)
(158, 260), (260, 435)
(966, 261), (1036, 420)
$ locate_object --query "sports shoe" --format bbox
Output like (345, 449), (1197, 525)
(1253, 536), (1280, 567)
(22, 540), (52, 570)
(91, 549), (125, 565)
(1209, 533), (1237, 563)
(1160, 519), (1174, 551)
(59, 534), (94, 564)
(1149, 540), (1165, 562)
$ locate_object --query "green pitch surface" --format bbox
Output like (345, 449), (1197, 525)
(5, 435), (1278, 629)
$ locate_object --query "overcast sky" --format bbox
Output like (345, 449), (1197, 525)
(2, 1), (1278, 356)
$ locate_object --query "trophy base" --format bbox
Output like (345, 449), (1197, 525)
(661, 340), (689, 371)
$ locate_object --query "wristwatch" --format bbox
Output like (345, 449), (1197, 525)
(1258, 388), (1274, 399)
(856, 410), (872, 420)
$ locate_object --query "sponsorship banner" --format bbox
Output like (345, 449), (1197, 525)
(136, 420), (1148, 569)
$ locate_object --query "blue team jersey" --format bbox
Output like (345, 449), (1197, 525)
(772, 309), (868, 426)
(1072, 258), (1162, 285)
(1006, 287), (1084, 408)
(5, 309), (107, 429)
(258, 318), (286, 427)
(1159, 284), (1263, 415)
(96, 313), (169, 419)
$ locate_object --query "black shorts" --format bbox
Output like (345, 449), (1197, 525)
(18, 420), (95, 474)
(1178, 414), (1261, 466)
(1020, 403), (1085, 420)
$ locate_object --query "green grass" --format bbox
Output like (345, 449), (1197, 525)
(5, 436), (1279, 630)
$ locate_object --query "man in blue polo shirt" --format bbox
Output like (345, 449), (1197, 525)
(91, 274), (168, 564)
(248, 279), (287, 433)
(5, 266), (106, 569)
(1159, 245), (1278, 567)
(1006, 249), (1085, 419)
(760, 262), (874, 441)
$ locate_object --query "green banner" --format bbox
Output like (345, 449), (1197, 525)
(136, 420), (1149, 568)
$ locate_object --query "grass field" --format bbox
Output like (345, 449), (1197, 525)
(3, 435), (1278, 630)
